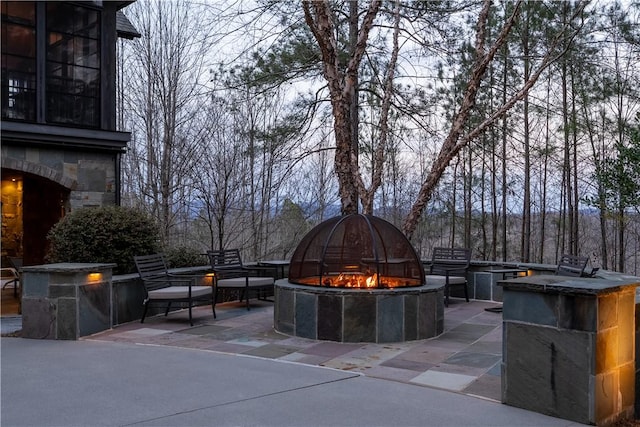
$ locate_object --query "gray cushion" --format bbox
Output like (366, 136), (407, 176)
(217, 277), (274, 288)
(148, 286), (212, 300)
(424, 275), (467, 286)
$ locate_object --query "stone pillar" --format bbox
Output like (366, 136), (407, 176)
(21, 263), (115, 340)
(500, 275), (638, 425)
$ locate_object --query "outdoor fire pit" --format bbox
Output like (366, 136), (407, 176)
(274, 214), (444, 343)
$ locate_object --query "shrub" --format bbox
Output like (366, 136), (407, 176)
(47, 206), (160, 274)
(163, 245), (208, 268)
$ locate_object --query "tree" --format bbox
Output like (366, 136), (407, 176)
(595, 115), (640, 270)
(402, 0), (587, 238)
(119, 0), (215, 243)
(302, 0), (382, 215)
(115, 0), (640, 269)
(295, 0), (587, 239)
(272, 199), (311, 259)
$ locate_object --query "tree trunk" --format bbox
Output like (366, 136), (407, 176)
(348, 0), (360, 212)
(570, 67), (580, 255)
(464, 146), (472, 249)
(303, 0), (381, 216)
(500, 44), (509, 262)
(520, 6), (531, 262)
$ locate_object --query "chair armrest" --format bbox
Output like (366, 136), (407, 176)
(430, 266), (468, 276)
(167, 273), (205, 280)
(143, 277), (193, 286)
(212, 267), (250, 278)
(244, 265), (278, 277)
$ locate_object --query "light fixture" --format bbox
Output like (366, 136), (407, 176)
(87, 273), (102, 283)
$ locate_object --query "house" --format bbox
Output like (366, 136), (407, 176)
(1, 1), (140, 265)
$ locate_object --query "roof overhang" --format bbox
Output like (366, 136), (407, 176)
(115, 1), (136, 11)
(1, 121), (130, 153)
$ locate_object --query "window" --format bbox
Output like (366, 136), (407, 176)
(1, 2), (36, 121)
(1, 2), (102, 127)
(46, 3), (101, 127)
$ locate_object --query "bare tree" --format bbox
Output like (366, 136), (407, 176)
(402, 0), (587, 238)
(120, 0), (215, 243)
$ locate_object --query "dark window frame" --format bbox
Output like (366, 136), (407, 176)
(45, 2), (101, 127)
(1, 2), (37, 121)
(1, 1), (102, 128)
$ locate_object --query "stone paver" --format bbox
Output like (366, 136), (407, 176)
(1, 298), (508, 402)
(86, 298), (506, 401)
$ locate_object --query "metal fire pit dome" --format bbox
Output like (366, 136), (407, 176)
(288, 214), (425, 288)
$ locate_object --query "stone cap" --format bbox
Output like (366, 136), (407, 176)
(498, 274), (639, 296)
(22, 263), (117, 273)
(275, 279), (443, 295)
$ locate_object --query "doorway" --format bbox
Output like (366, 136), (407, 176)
(1, 169), (69, 316)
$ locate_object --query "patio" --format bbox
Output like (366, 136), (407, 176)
(89, 297), (504, 402)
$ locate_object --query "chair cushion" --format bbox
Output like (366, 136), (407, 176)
(1, 278), (19, 289)
(217, 277), (274, 288)
(424, 275), (467, 286)
(148, 286), (212, 300)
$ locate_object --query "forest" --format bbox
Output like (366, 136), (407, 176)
(116, 0), (640, 274)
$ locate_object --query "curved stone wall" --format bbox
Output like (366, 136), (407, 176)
(274, 280), (444, 343)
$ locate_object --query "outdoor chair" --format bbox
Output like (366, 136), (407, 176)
(424, 247), (472, 307)
(134, 253), (214, 326)
(207, 249), (275, 312)
(555, 254), (589, 277)
(1, 257), (22, 298)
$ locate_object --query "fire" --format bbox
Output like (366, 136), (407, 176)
(314, 273), (417, 288)
(331, 273), (378, 288)
(366, 273), (377, 287)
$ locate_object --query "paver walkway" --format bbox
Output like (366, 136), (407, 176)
(89, 298), (504, 401)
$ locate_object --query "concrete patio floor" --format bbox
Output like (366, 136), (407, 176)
(89, 297), (504, 402)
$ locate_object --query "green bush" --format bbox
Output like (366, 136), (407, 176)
(163, 245), (208, 268)
(46, 206), (160, 274)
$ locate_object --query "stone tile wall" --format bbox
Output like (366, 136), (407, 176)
(501, 276), (638, 425)
(274, 281), (444, 343)
(2, 146), (118, 209)
(21, 263), (115, 340)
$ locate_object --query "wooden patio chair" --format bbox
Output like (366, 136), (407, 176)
(134, 253), (214, 326)
(1, 257), (22, 298)
(425, 247), (472, 307)
(207, 249), (275, 312)
(555, 254), (589, 277)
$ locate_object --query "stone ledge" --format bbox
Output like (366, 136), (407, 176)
(499, 274), (639, 296)
(22, 263), (117, 273)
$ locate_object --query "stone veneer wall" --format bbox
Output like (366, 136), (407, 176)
(274, 280), (444, 343)
(2, 145), (119, 208)
(21, 263), (116, 340)
(500, 275), (638, 426)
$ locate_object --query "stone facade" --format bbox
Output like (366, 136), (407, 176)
(500, 275), (638, 425)
(21, 263), (115, 340)
(1, 1), (136, 265)
(2, 145), (119, 210)
(274, 280), (444, 343)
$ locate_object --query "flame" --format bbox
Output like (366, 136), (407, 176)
(366, 273), (378, 288)
(331, 273), (377, 288)
(322, 273), (398, 288)
(301, 274), (420, 288)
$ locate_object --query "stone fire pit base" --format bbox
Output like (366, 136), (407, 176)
(274, 280), (444, 343)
